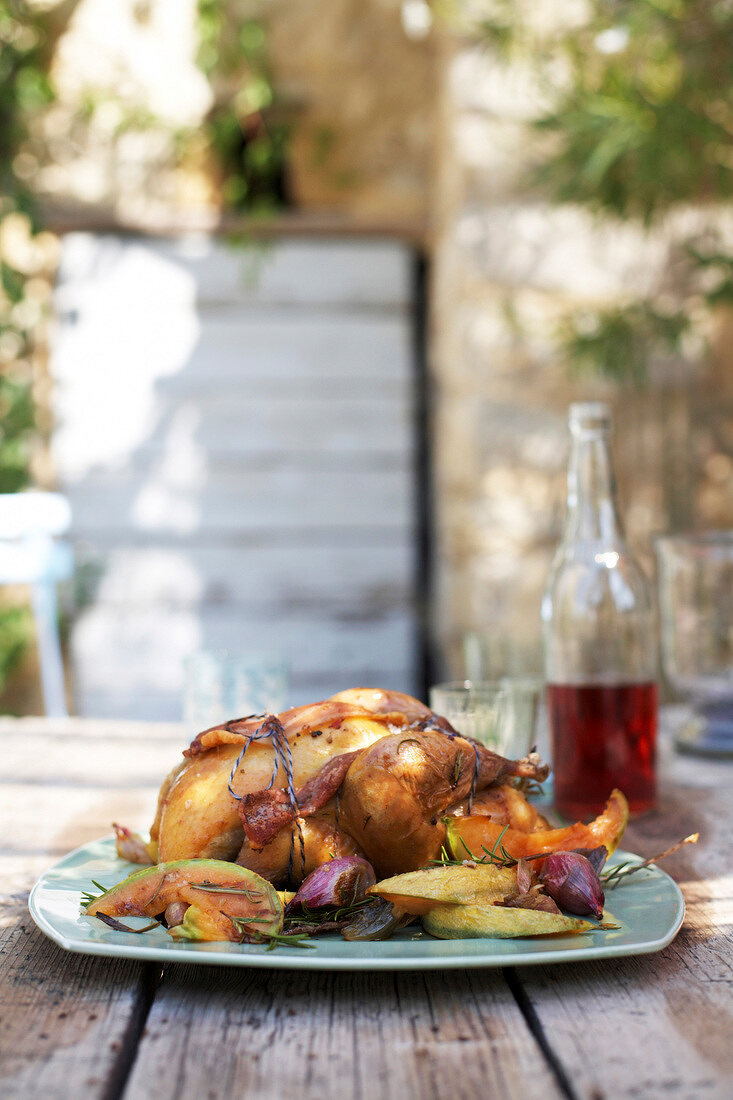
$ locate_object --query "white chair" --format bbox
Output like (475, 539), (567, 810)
(0, 492), (73, 716)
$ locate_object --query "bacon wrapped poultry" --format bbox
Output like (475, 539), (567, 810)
(137, 688), (549, 884)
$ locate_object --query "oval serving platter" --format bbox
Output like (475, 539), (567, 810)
(29, 837), (685, 971)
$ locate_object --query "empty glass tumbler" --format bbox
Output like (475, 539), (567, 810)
(429, 679), (541, 759)
(656, 533), (733, 757)
(183, 651), (288, 733)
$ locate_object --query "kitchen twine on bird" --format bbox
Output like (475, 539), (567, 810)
(227, 715), (307, 879)
(224, 712), (483, 882)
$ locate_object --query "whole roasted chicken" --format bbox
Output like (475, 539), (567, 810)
(124, 688), (550, 884)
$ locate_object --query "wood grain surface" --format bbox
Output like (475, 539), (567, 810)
(1, 715), (731, 1100)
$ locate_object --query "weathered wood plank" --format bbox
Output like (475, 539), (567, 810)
(103, 395), (412, 459)
(2, 726), (182, 790)
(64, 464), (412, 534)
(66, 526), (413, 549)
(5, 717), (733, 1100)
(73, 676), (419, 722)
(123, 964), (561, 1100)
(74, 543), (414, 611)
(0, 722), (176, 853)
(0, 785), (160, 856)
(53, 314), (413, 482)
(0, 886), (154, 1100)
(511, 763), (733, 1100)
(69, 605), (417, 721)
(53, 319), (414, 481)
(56, 235), (414, 309)
(57, 310), (411, 387)
(0, 720), (165, 1100)
(3, 718), (554, 1100)
(0, 716), (183, 741)
(52, 235), (420, 715)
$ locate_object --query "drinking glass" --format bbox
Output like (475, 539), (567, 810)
(429, 679), (542, 758)
(183, 651), (288, 733)
(656, 533), (733, 757)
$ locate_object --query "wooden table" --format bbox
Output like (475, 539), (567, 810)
(2, 713), (732, 1099)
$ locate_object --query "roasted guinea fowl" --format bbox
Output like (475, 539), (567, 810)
(129, 688), (549, 884)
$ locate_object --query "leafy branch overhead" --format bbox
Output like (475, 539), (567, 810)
(477, 0), (733, 381)
(196, 0), (291, 212)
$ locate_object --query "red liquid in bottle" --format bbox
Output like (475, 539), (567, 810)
(547, 681), (658, 819)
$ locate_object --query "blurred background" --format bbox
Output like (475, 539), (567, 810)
(1, 0), (732, 717)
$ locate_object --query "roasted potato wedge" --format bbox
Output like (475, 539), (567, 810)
(423, 903), (593, 939)
(369, 864), (517, 915)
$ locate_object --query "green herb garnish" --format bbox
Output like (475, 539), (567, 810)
(227, 914), (315, 950)
(187, 880), (264, 901)
(80, 880), (108, 908)
(602, 833), (699, 889)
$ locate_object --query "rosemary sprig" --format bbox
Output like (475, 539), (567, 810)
(451, 749), (464, 789)
(428, 844), (460, 866)
(481, 825), (515, 865)
(428, 832), (510, 868)
(282, 897), (371, 931)
(187, 881), (264, 901)
(80, 880), (108, 907)
(95, 913), (161, 934)
(228, 915), (315, 950)
(265, 933), (315, 951)
(429, 828), (556, 870)
(602, 833), (699, 889)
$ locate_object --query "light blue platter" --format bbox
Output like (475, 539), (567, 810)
(29, 837), (684, 971)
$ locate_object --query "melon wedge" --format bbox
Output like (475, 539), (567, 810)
(85, 859), (283, 943)
(446, 789), (629, 863)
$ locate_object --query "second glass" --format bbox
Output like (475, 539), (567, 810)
(183, 651), (288, 733)
(656, 532), (733, 757)
(429, 679), (541, 759)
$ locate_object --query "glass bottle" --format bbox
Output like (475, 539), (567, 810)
(541, 402), (658, 818)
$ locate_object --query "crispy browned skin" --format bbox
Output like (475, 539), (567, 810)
(338, 731), (549, 878)
(448, 786), (550, 832)
(238, 750), (359, 848)
(156, 710), (394, 862)
(236, 804), (364, 884)
(151, 689), (550, 884)
(184, 700), (410, 757)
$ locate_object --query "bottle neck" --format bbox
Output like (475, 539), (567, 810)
(563, 430), (624, 545)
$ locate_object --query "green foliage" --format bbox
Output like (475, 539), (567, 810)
(476, 0), (733, 381)
(532, 1), (733, 224)
(0, 605), (33, 698)
(0, 0), (54, 216)
(0, 375), (35, 492)
(561, 304), (691, 384)
(0, 0), (54, 707)
(196, 1), (290, 212)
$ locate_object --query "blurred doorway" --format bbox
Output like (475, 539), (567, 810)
(52, 232), (427, 717)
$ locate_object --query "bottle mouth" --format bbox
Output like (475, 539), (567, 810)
(569, 401), (611, 434)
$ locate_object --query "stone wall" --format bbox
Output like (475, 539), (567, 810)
(35, 0), (437, 228)
(268, 0), (436, 223)
(428, 36), (733, 679)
